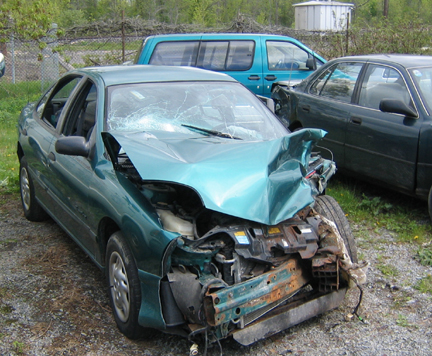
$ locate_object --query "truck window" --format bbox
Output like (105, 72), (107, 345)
(267, 41), (310, 71)
(149, 41), (199, 66)
(197, 41), (229, 70)
(197, 40), (254, 71)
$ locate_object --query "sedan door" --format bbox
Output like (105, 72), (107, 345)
(293, 61), (364, 166)
(44, 79), (99, 255)
(345, 64), (420, 191)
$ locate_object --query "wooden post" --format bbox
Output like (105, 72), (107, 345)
(383, 0), (389, 17)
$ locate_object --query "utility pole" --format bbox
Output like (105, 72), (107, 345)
(383, 0), (389, 17)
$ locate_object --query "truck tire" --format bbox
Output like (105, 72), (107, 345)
(314, 195), (358, 263)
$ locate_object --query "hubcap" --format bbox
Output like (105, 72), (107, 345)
(20, 167), (31, 212)
(109, 251), (130, 322)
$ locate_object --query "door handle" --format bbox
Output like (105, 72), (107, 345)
(264, 75), (277, 81)
(350, 117), (362, 125)
(248, 75), (261, 81)
(48, 152), (56, 162)
(301, 105), (310, 113)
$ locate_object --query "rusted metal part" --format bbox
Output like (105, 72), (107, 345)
(203, 258), (309, 326)
(232, 288), (348, 346)
(312, 254), (340, 292)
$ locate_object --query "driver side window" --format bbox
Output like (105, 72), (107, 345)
(267, 41), (309, 71)
(37, 77), (82, 128)
(61, 81), (97, 141)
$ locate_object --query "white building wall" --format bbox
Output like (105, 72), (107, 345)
(294, 1), (354, 31)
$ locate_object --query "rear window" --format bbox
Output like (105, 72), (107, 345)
(149, 40), (255, 71)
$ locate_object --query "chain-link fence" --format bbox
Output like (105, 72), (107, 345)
(1, 17), (341, 94)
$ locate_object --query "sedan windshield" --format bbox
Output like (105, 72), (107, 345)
(106, 81), (287, 141)
(409, 67), (432, 112)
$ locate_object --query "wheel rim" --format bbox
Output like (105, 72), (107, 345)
(20, 167), (31, 212)
(109, 251), (130, 322)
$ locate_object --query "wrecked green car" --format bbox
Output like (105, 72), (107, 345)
(17, 65), (366, 350)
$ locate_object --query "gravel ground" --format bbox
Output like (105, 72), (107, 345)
(1, 194), (431, 356)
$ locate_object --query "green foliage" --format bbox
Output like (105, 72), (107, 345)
(320, 18), (432, 59)
(327, 176), (432, 243)
(416, 246), (432, 266)
(0, 81), (41, 194)
(12, 340), (24, 354)
(415, 274), (432, 294)
(0, 0), (57, 41)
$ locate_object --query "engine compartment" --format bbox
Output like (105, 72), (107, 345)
(115, 152), (362, 344)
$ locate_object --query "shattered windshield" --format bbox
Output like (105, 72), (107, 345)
(409, 67), (432, 113)
(106, 81), (287, 141)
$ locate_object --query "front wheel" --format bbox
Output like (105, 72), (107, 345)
(106, 231), (147, 339)
(19, 156), (49, 222)
(314, 195), (358, 263)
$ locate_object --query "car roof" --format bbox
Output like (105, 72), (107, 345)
(74, 65), (238, 87)
(146, 32), (300, 42)
(332, 54), (432, 69)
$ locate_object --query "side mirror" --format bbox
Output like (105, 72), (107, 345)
(0, 53), (5, 78)
(257, 95), (275, 113)
(379, 99), (417, 118)
(306, 57), (316, 71)
(55, 136), (90, 157)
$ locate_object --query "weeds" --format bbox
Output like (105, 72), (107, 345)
(0, 81), (41, 195)
(416, 246), (432, 267)
(328, 176), (432, 243)
(415, 274), (432, 294)
(12, 341), (24, 354)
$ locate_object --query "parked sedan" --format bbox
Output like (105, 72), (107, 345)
(272, 55), (432, 217)
(17, 65), (365, 350)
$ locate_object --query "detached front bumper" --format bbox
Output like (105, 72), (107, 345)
(232, 287), (347, 346)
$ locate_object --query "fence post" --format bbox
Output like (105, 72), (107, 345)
(41, 23), (60, 91)
(10, 34), (16, 84)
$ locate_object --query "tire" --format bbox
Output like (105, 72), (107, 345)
(106, 231), (147, 339)
(19, 156), (49, 222)
(314, 195), (358, 263)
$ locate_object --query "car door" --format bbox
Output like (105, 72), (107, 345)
(294, 61), (364, 166)
(345, 63), (420, 191)
(44, 79), (99, 255)
(24, 76), (83, 211)
(262, 39), (323, 97)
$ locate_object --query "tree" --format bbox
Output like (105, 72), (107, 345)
(0, 0), (58, 43)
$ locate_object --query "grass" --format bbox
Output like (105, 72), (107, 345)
(327, 176), (432, 244)
(0, 81), (41, 195)
(415, 274), (432, 294)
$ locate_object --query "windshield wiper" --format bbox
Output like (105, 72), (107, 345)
(181, 124), (242, 140)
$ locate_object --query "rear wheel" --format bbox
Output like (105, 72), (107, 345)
(106, 231), (147, 339)
(314, 195), (358, 263)
(19, 156), (49, 222)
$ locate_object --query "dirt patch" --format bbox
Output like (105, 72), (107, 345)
(0, 194), (431, 356)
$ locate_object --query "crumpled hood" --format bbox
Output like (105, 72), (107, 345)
(108, 129), (326, 225)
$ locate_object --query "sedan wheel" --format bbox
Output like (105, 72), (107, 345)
(109, 251), (130, 322)
(19, 157), (49, 222)
(106, 231), (147, 339)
